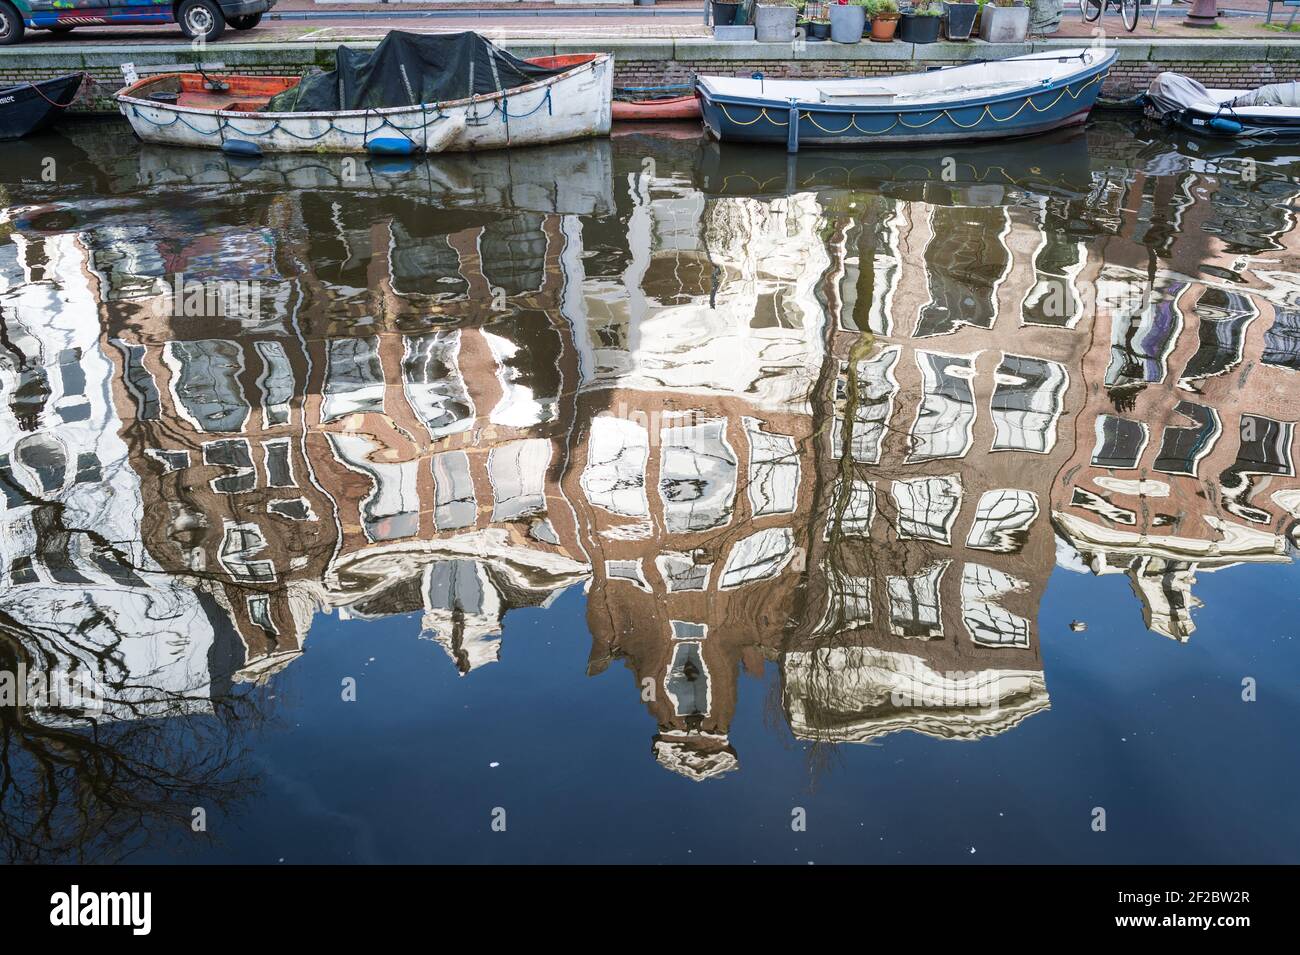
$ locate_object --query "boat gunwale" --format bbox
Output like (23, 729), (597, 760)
(1179, 103), (1300, 126)
(1, 73), (88, 100)
(113, 53), (609, 123)
(696, 49), (1116, 117)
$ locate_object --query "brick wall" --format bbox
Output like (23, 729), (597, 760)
(0, 46), (341, 113)
(1104, 59), (1300, 96)
(3, 40), (1297, 113)
(608, 56), (1300, 97)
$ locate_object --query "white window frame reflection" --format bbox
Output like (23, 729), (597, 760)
(907, 350), (977, 463)
(989, 353), (1069, 455)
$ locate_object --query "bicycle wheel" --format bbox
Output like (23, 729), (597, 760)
(1121, 0), (1139, 30)
(1081, 0), (1104, 22)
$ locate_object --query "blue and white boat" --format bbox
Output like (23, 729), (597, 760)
(1145, 72), (1300, 142)
(696, 48), (1116, 152)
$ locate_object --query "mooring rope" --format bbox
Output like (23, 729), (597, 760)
(23, 72), (92, 109)
(128, 86), (554, 147)
(716, 73), (1104, 136)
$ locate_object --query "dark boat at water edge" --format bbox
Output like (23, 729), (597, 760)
(0, 73), (87, 141)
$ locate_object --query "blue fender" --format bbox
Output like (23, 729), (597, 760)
(366, 137), (417, 156)
(1208, 116), (1244, 136)
(221, 139), (262, 158)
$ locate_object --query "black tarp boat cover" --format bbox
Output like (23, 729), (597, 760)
(266, 31), (571, 113)
(1147, 72), (1300, 118)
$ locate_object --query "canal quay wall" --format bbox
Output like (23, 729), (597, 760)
(2, 38), (1298, 114)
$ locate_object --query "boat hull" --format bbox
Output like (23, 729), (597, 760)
(612, 95), (702, 122)
(1159, 106), (1300, 142)
(115, 55), (613, 155)
(698, 50), (1115, 151)
(0, 74), (86, 141)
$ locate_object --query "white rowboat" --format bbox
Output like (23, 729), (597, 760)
(114, 52), (613, 156)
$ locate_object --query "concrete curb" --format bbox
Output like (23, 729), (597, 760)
(3, 36), (1296, 60)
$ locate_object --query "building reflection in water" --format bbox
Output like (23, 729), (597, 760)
(1, 119), (1298, 836)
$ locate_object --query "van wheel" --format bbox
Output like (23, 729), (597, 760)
(229, 13), (262, 29)
(0, 3), (26, 46)
(177, 0), (225, 43)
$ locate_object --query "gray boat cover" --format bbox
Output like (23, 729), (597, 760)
(1146, 72), (1219, 118)
(1147, 71), (1300, 116)
(1230, 82), (1300, 109)
(266, 31), (570, 113)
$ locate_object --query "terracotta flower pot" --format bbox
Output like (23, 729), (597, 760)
(870, 11), (900, 40)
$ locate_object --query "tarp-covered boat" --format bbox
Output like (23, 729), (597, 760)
(0, 74), (88, 141)
(114, 31), (612, 156)
(1145, 72), (1300, 141)
(697, 48), (1116, 152)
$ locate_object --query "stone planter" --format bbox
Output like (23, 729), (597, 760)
(754, 4), (798, 41)
(943, 1), (979, 38)
(870, 12), (900, 40)
(979, 2), (1030, 41)
(1029, 0), (1062, 33)
(829, 3), (866, 42)
(897, 12), (943, 42)
(711, 0), (741, 24)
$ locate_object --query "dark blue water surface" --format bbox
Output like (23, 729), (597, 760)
(129, 558), (1300, 865)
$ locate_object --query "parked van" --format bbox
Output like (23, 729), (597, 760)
(0, 0), (275, 45)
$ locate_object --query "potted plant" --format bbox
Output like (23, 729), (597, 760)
(979, 0), (1029, 41)
(811, 15), (833, 38)
(898, 1), (944, 41)
(755, 0), (800, 40)
(796, 0), (811, 33)
(868, 0), (900, 39)
(943, 0), (980, 38)
(829, 0), (867, 42)
(711, 0), (741, 24)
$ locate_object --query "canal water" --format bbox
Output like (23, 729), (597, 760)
(1, 119), (1298, 864)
